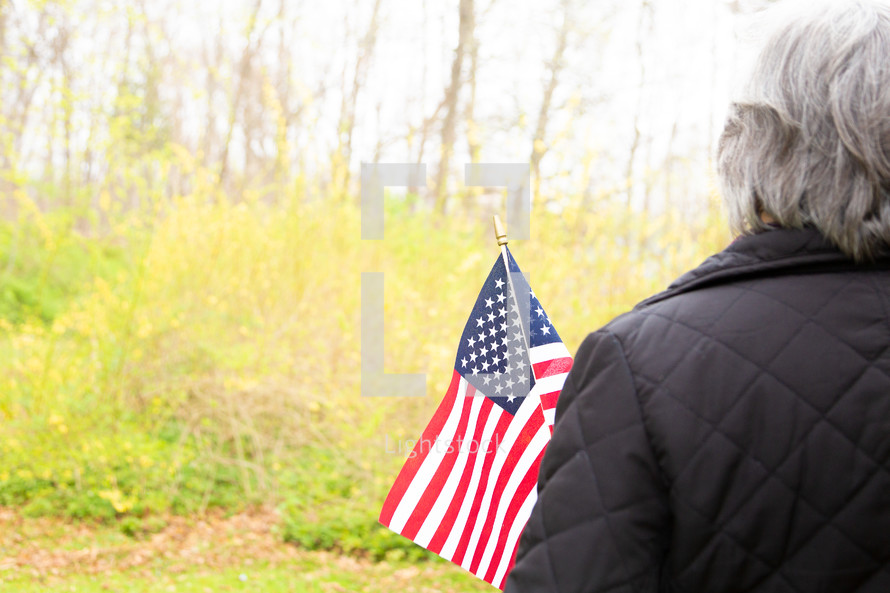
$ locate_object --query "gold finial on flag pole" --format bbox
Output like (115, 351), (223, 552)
(493, 214), (508, 247)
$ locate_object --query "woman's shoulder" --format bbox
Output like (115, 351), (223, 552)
(583, 227), (889, 379)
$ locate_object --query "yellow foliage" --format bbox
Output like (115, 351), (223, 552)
(0, 180), (729, 506)
(98, 488), (135, 513)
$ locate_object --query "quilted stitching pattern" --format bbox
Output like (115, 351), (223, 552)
(504, 228), (890, 593)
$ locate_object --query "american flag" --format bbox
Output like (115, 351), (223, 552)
(379, 247), (573, 589)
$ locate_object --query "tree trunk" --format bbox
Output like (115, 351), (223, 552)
(434, 0), (474, 214)
(218, 0), (268, 191)
(625, 0), (651, 208)
(332, 0), (382, 200)
(530, 0), (570, 207)
(464, 3), (479, 166)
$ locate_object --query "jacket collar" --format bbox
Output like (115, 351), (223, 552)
(639, 227), (890, 307)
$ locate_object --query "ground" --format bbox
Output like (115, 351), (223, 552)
(0, 508), (494, 592)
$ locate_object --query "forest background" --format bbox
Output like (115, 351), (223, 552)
(0, 0), (774, 590)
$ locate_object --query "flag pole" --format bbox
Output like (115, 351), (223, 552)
(493, 215), (539, 386)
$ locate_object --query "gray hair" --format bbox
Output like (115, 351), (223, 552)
(718, 0), (890, 260)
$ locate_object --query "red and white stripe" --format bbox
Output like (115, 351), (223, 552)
(380, 341), (571, 589)
(530, 342), (573, 432)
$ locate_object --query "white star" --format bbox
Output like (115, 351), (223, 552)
(486, 312), (496, 323)
(476, 317), (485, 328)
(467, 335), (476, 348)
(479, 344), (489, 357)
(481, 360), (490, 371)
(515, 359), (527, 371)
(504, 363), (512, 374)
(469, 351), (478, 362)
(471, 365), (479, 374)
(496, 307), (505, 318)
(535, 307), (545, 317)
(529, 289), (536, 298)
(541, 325), (551, 335)
(488, 326), (498, 338)
(511, 315), (522, 328)
(496, 292), (506, 304)
(492, 354), (501, 366)
(483, 375), (491, 385)
(495, 278), (505, 289)
(500, 336), (509, 348)
(505, 377), (515, 390)
(460, 357), (468, 367)
(506, 394), (516, 403)
(484, 297), (494, 309)
(495, 383), (504, 394)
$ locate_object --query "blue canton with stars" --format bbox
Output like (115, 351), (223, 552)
(454, 247), (562, 415)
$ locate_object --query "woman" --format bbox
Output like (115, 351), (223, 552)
(505, 1), (890, 591)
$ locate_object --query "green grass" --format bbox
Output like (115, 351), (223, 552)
(0, 509), (494, 593)
(2, 559), (494, 593)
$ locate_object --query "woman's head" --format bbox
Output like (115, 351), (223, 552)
(718, 0), (890, 260)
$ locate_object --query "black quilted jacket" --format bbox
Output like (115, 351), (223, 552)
(505, 227), (890, 593)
